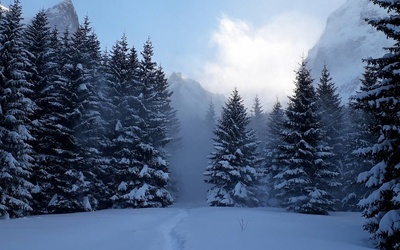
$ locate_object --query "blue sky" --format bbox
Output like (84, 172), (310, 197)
(19, 0), (346, 107)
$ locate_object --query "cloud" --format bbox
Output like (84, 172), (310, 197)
(199, 12), (324, 109)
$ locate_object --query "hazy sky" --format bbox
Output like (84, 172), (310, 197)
(19, 0), (346, 108)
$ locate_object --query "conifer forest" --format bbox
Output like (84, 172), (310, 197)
(0, 0), (399, 249)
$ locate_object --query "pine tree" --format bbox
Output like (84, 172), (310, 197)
(155, 65), (181, 152)
(133, 38), (174, 207)
(43, 28), (82, 214)
(249, 95), (266, 150)
(264, 99), (286, 206)
(340, 106), (375, 211)
(107, 35), (144, 208)
(275, 59), (339, 215)
(205, 99), (217, 128)
(0, 0), (35, 218)
(46, 17), (107, 213)
(72, 16), (110, 211)
(352, 1), (400, 247)
(315, 65), (345, 209)
(204, 88), (260, 207)
(110, 38), (174, 208)
(22, 9), (59, 214)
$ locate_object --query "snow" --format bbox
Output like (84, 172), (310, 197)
(0, 206), (372, 250)
(307, 0), (394, 102)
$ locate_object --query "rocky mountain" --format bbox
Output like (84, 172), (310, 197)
(168, 72), (225, 122)
(307, 0), (393, 103)
(45, 0), (79, 34)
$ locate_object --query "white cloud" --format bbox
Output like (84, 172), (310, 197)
(199, 12), (324, 109)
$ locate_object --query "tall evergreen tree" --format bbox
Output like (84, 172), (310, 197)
(107, 35), (144, 208)
(264, 99), (286, 206)
(340, 106), (375, 211)
(315, 65), (345, 209)
(43, 27), (82, 214)
(352, 1), (400, 247)
(249, 95), (266, 150)
(154, 65), (181, 154)
(22, 9), (59, 214)
(110, 38), (174, 208)
(47, 17), (107, 213)
(275, 59), (339, 215)
(0, 0), (35, 218)
(205, 99), (217, 129)
(204, 88), (260, 207)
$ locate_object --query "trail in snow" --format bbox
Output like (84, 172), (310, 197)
(161, 209), (188, 250)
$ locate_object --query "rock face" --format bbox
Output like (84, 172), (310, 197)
(45, 0), (79, 34)
(168, 72), (225, 122)
(307, 0), (393, 103)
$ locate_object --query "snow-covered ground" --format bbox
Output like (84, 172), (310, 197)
(0, 204), (373, 250)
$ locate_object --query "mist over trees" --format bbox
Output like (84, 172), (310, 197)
(0, 0), (399, 248)
(0, 1), (177, 217)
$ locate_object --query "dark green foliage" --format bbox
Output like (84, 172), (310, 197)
(275, 59), (339, 215)
(315, 65), (345, 209)
(0, 0), (34, 218)
(264, 99), (286, 206)
(205, 89), (261, 207)
(23, 10), (59, 214)
(352, 1), (400, 248)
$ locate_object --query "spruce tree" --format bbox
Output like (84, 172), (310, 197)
(315, 65), (345, 209)
(264, 99), (286, 206)
(275, 59), (338, 215)
(134, 38), (174, 207)
(249, 95), (266, 150)
(44, 28), (82, 214)
(46, 17), (107, 213)
(71, 16), (109, 211)
(110, 38), (174, 208)
(107, 35), (144, 208)
(205, 88), (260, 207)
(0, 0), (35, 218)
(23, 9), (58, 214)
(352, 1), (400, 247)
(205, 99), (217, 128)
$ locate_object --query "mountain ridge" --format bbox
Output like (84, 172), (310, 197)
(307, 0), (393, 103)
(45, 0), (79, 34)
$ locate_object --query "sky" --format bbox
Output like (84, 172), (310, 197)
(18, 0), (346, 108)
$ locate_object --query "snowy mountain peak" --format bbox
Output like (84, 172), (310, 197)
(168, 72), (225, 121)
(307, 0), (393, 103)
(45, 0), (79, 34)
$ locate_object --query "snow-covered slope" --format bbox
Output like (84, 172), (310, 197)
(169, 72), (225, 122)
(307, 0), (393, 103)
(45, 0), (79, 34)
(0, 207), (372, 250)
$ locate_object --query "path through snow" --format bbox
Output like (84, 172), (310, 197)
(0, 207), (373, 250)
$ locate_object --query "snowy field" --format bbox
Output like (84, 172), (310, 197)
(0, 205), (373, 250)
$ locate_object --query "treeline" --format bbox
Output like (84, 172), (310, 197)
(0, 1), (179, 217)
(203, 0), (399, 248)
(204, 61), (372, 212)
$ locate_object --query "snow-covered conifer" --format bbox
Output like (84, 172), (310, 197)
(205, 99), (217, 128)
(264, 99), (286, 206)
(275, 59), (339, 215)
(249, 95), (266, 150)
(0, 0), (35, 217)
(205, 88), (261, 207)
(23, 10), (60, 214)
(351, 1), (400, 247)
(315, 65), (345, 208)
